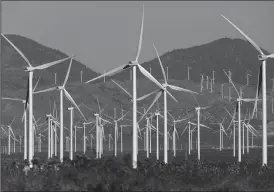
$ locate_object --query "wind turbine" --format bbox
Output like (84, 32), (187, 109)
(224, 69), (259, 161)
(120, 124), (131, 153)
(187, 65), (192, 81)
(107, 134), (113, 151)
(245, 70), (252, 86)
(85, 6), (170, 168)
(224, 107), (237, 157)
(228, 87), (232, 102)
(111, 79), (158, 103)
(34, 58), (87, 162)
(55, 73), (57, 85)
(191, 94), (212, 160)
(211, 118), (228, 151)
(150, 44), (198, 163)
(68, 107), (74, 160)
(1, 34), (72, 166)
(269, 77), (274, 92)
(80, 70), (83, 83)
(168, 112), (188, 157)
(2, 97), (28, 159)
(206, 76), (209, 90)
(181, 120), (195, 155)
(212, 70), (216, 84)
(221, 14), (274, 166)
(106, 109), (128, 156)
(200, 74), (204, 93)
(6, 117), (16, 155)
(221, 84), (224, 98)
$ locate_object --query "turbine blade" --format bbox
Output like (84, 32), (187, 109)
(252, 64), (262, 119)
(223, 69), (240, 97)
(2, 97), (23, 102)
(138, 90), (162, 123)
(267, 54), (274, 59)
(181, 125), (188, 136)
(33, 56), (72, 70)
(111, 79), (132, 98)
(86, 64), (128, 84)
(137, 89), (158, 101)
(1, 34), (32, 67)
(33, 87), (57, 94)
(153, 44), (167, 83)
(200, 124), (212, 130)
(168, 84), (199, 95)
(63, 89), (87, 122)
(137, 64), (166, 93)
(166, 89), (178, 103)
(33, 75), (42, 92)
(135, 5), (144, 61)
(221, 15), (264, 55)
(63, 57), (73, 86)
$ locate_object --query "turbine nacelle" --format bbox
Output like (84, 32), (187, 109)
(258, 55), (267, 61)
(128, 60), (138, 66)
(24, 67), (34, 72)
(68, 107), (73, 110)
(57, 86), (64, 90)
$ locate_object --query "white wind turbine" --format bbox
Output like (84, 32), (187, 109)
(2, 97), (28, 159)
(34, 58), (87, 162)
(107, 134), (113, 151)
(168, 112), (189, 157)
(55, 73), (57, 85)
(1, 34), (72, 166)
(90, 134), (95, 150)
(221, 14), (274, 166)
(212, 70), (216, 85)
(86, 6), (170, 168)
(209, 76), (213, 93)
(150, 44), (198, 163)
(270, 77), (274, 92)
(200, 74), (204, 92)
(224, 69), (260, 161)
(211, 118), (228, 151)
(187, 64), (192, 81)
(105, 110), (128, 157)
(74, 125), (83, 153)
(79, 70), (83, 83)
(189, 122), (212, 152)
(111, 79), (159, 103)
(228, 87), (232, 102)
(221, 84), (224, 98)
(119, 124), (131, 153)
(7, 117), (16, 155)
(245, 70), (252, 86)
(224, 107), (237, 157)
(68, 107), (74, 160)
(181, 120), (195, 155)
(191, 95), (212, 160)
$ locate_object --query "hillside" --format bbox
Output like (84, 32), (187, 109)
(109, 38), (274, 90)
(2, 34), (274, 149)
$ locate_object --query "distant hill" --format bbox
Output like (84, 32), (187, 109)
(2, 34), (274, 149)
(109, 38), (274, 90)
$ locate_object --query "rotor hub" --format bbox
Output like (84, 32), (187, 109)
(258, 55), (266, 61)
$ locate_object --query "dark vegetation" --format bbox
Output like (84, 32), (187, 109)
(3, 149), (274, 191)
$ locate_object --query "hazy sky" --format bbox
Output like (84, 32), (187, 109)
(2, 1), (274, 73)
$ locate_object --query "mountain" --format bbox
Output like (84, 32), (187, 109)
(109, 38), (274, 90)
(2, 34), (274, 149)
